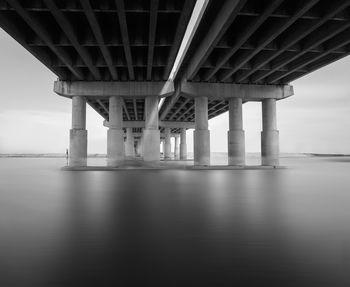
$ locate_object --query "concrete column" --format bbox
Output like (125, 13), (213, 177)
(261, 98), (279, 166)
(174, 135), (180, 159)
(160, 139), (165, 158)
(194, 96), (210, 166)
(69, 96), (87, 166)
(136, 140), (141, 156)
(228, 98), (245, 166)
(164, 128), (171, 159)
(139, 130), (144, 157)
(125, 128), (135, 158)
(180, 128), (187, 160)
(107, 96), (124, 166)
(143, 96), (160, 163)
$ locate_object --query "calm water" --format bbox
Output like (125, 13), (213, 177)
(0, 155), (350, 286)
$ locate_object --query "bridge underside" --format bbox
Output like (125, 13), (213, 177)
(0, 0), (196, 123)
(160, 0), (350, 121)
(0, 0), (350, 167)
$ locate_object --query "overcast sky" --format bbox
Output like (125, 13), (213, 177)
(0, 25), (350, 154)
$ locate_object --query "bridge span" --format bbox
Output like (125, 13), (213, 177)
(1, 0), (350, 167)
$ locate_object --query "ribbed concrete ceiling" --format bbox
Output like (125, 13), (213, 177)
(0, 0), (196, 81)
(160, 0), (350, 122)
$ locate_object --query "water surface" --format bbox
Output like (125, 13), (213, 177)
(1, 155), (350, 286)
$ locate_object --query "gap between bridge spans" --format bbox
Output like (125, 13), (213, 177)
(158, 0), (210, 109)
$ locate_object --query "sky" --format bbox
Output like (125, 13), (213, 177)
(0, 16), (350, 155)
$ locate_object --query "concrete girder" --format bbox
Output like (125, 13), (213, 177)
(183, 0), (246, 80)
(147, 0), (159, 81)
(222, 0), (320, 82)
(54, 81), (175, 98)
(202, 0), (284, 82)
(126, 133), (179, 139)
(103, 120), (195, 129)
(43, 0), (101, 80)
(163, 0), (198, 80)
(5, 0), (84, 80)
(180, 82), (294, 101)
(246, 0), (350, 83)
(80, 0), (118, 80)
(115, 0), (134, 80)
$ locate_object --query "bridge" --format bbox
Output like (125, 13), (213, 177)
(1, 0), (349, 167)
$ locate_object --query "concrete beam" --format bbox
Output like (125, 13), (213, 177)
(160, 121), (194, 129)
(115, 0), (134, 80)
(103, 120), (195, 129)
(183, 0), (245, 80)
(126, 133), (179, 138)
(181, 82), (293, 101)
(54, 80), (175, 98)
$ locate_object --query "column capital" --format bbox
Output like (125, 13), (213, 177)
(180, 82), (293, 101)
(54, 80), (174, 98)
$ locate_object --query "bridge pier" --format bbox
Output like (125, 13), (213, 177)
(174, 135), (180, 159)
(56, 81), (291, 169)
(143, 96), (160, 164)
(135, 139), (141, 157)
(125, 128), (135, 158)
(164, 128), (171, 159)
(261, 99), (279, 166)
(194, 96), (210, 166)
(228, 98), (245, 166)
(107, 96), (124, 166)
(69, 96), (87, 167)
(139, 129), (144, 157)
(180, 128), (187, 160)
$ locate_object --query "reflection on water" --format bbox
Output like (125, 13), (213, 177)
(0, 155), (350, 286)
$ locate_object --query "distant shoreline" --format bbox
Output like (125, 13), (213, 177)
(0, 153), (349, 158)
(305, 153), (350, 157)
(0, 154), (106, 158)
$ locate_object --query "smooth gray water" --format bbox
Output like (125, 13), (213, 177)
(0, 155), (350, 286)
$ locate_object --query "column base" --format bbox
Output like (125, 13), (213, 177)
(136, 141), (142, 157)
(261, 130), (279, 166)
(107, 129), (124, 166)
(174, 147), (180, 159)
(194, 130), (210, 166)
(143, 129), (160, 163)
(180, 144), (187, 160)
(228, 130), (245, 166)
(69, 129), (87, 166)
(125, 144), (135, 158)
(164, 143), (171, 159)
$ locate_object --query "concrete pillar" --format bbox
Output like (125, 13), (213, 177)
(143, 96), (160, 163)
(164, 128), (171, 159)
(125, 128), (135, 158)
(194, 96), (210, 166)
(136, 140), (141, 156)
(107, 96), (124, 166)
(180, 128), (187, 160)
(174, 135), (180, 159)
(261, 98), (279, 166)
(69, 96), (87, 166)
(160, 139), (165, 158)
(228, 98), (245, 166)
(139, 130), (144, 157)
